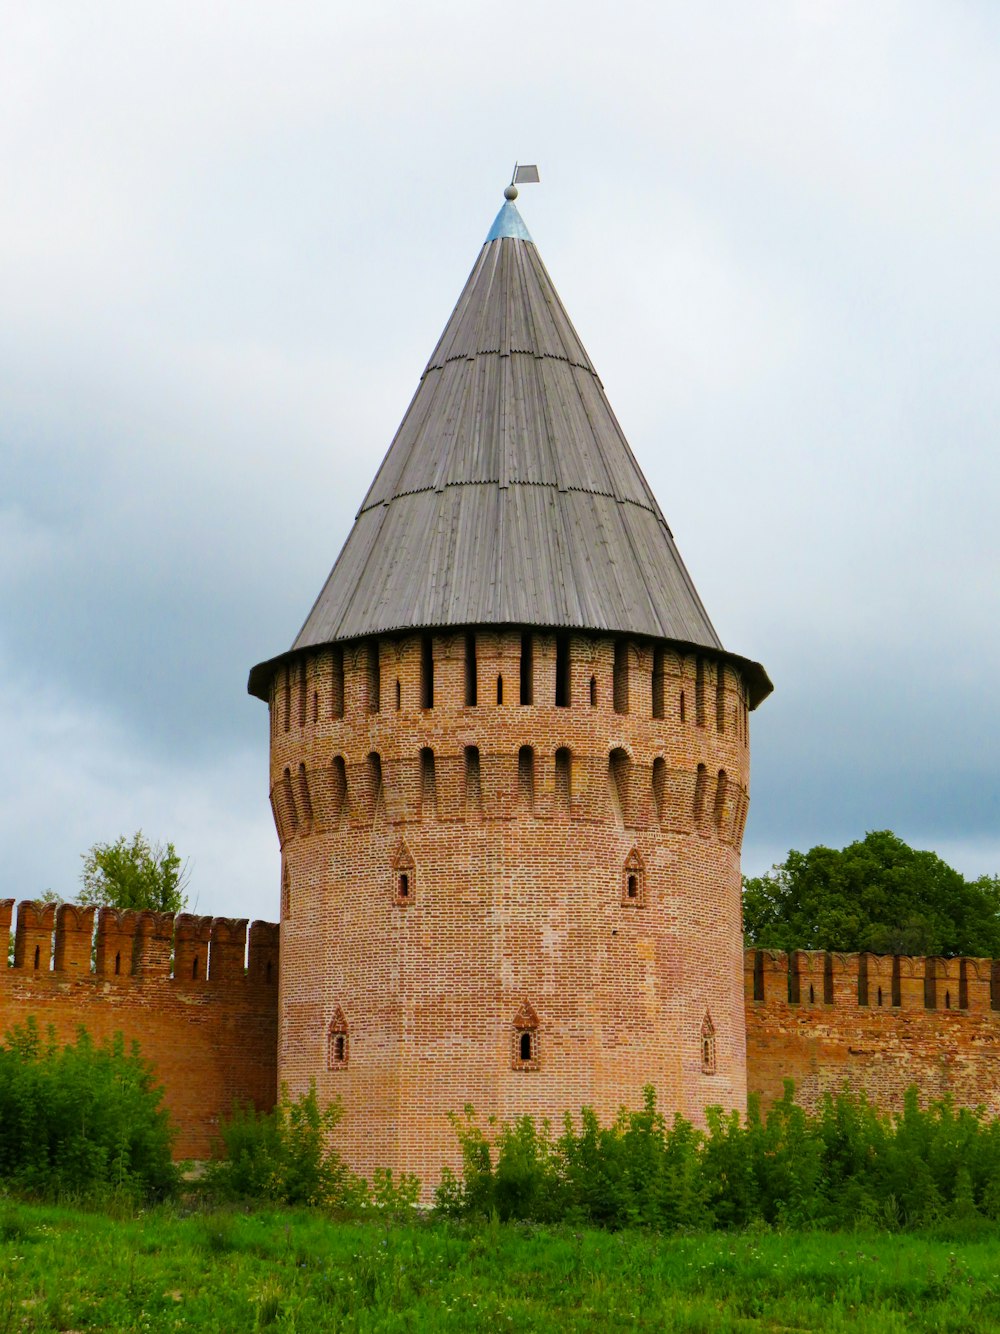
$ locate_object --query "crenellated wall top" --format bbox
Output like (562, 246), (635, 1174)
(1, 899), (278, 986)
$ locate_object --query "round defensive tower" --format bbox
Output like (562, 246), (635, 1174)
(248, 186), (772, 1189)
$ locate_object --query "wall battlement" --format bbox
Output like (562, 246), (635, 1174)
(745, 948), (1000, 1119)
(1, 899), (279, 1159)
(2, 900), (279, 987)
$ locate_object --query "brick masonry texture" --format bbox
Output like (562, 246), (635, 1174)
(270, 629), (752, 1189)
(746, 948), (1000, 1117)
(0, 900), (278, 1160)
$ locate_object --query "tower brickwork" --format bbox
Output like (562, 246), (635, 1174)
(251, 186), (771, 1191)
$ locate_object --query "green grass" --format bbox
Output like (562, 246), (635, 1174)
(1, 1201), (999, 1331)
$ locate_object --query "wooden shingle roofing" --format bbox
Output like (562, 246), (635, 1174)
(248, 197), (771, 707)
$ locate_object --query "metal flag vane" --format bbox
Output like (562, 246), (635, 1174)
(504, 163), (540, 201)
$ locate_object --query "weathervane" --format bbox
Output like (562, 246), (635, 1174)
(505, 163), (540, 201)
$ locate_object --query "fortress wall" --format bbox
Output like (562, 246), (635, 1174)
(0, 901), (279, 1159)
(745, 948), (1000, 1116)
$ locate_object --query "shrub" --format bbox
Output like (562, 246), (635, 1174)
(208, 1082), (363, 1207)
(0, 1018), (178, 1203)
(438, 1081), (1000, 1233)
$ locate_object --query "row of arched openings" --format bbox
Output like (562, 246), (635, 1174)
(324, 1005), (717, 1074)
(279, 752), (742, 837)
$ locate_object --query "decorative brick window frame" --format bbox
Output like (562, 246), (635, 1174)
(511, 1000), (540, 1070)
(392, 839), (415, 907)
(327, 1005), (349, 1070)
(622, 848), (645, 907)
(701, 1011), (716, 1075)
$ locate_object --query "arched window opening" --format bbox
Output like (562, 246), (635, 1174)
(622, 849), (645, 907)
(877, 986), (883, 1007)
(512, 1001), (540, 1069)
(464, 633), (477, 706)
(520, 632), (533, 705)
(366, 752), (382, 820)
(465, 746), (482, 817)
(555, 634), (570, 707)
(693, 764), (707, 826)
(192, 955), (199, 981)
(114, 951), (121, 976)
(420, 747), (436, 819)
(715, 662), (726, 732)
(809, 983), (815, 1004)
(366, 641), (380, 714)
(283, 767), (299, 831)
(555, 747), (572, 813)
(298, 659), (308, 727)
(695, 658), (706, 728)
(298, 762), (313, 825)
(327, 1007), (349, 1070)
(652, 757), (666, 824)
(651, 648), (665, 719)
(331, 756), (348, 824)
(589, 676), (597, 707)
(283, 668), (291, 733)
(420, 634), (434, 709)
(613, 641), (629, 715)
(496, 675), (504, 706)
(945, 989), (951, 1010)
(395, 679), (401, 711)
(518, 746), (535, 813)
(701, 1013), (716, 1074)
(679, 689), (686, 723)
(331, 647), (344, 719)
(609, 749), (631, 822)
(392, 840), (415, 906)
(33, 944), (40, 970)
(713, 770), (728, 831)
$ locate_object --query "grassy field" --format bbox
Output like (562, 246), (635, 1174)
(1, 1201), (999, 1332)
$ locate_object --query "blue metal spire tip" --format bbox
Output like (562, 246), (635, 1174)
(485, 200), (533, 244)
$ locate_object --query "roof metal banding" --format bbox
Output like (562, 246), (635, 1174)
(249, 199), (772, 707)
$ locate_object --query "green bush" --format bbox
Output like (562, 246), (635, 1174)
(208, 1082), (364, 1207)
(438, 1081), (1000, 1232)
(0, 1018), (178, 1203)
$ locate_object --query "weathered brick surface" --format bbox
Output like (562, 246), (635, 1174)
(0, 900), (278, 1160)
(745, 948), (1000, 1116)
(271, 630), (752, 1191)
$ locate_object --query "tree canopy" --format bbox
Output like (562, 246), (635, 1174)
(743, 830), (1000, 958)
(78, 832), (190, 914)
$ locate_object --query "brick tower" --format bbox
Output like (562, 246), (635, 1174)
(248, 183), (771, 1189)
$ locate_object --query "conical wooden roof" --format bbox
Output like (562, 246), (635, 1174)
(249, 197), (771, 706)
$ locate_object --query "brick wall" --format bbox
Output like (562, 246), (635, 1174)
(0, 899), (279, 1160)
(745, 948), (1000, 1116)
(271, 628), (753, 1190)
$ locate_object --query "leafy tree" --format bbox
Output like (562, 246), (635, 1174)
(743, 830), (1000, 957)
(79, 831), (190, 913)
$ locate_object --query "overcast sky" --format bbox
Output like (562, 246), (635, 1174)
(1, 2), (997, 922)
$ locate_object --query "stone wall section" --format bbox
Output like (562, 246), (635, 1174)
(745, 948), (1000, 1116)
(0, 900), (278, 1160)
